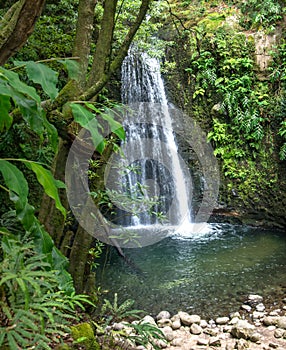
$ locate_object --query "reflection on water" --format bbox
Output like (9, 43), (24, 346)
(97, 224), (286, 318)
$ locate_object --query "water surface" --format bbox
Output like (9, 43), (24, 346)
(97, 224), (286, 318)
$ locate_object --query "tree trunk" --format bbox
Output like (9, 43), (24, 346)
(0, 0), (46, 65)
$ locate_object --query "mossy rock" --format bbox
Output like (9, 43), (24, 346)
(71, 322), (100, 350)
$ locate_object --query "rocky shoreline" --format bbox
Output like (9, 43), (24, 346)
(104, 294), (286, 350)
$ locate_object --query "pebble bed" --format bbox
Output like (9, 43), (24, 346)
(102, 294), (286, 350)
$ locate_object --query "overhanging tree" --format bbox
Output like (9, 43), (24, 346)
(0, 0), (152, 292)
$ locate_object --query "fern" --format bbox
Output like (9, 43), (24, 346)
(0, 233), (94, 349)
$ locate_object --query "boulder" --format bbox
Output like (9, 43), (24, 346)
(216, 316), (230, 325)
(274, 328), (285, 338)
(162, 326), (174, 341)
(231, 319), (256, 340)
(263, 316), (279, 326)
(277, 316), (286, 329)
(190, 323), (202, 335)
(247, 294), (263, 305)
(178, 311), (200, 325)
(156, 311), (171, 321)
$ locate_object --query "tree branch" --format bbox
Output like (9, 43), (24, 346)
(0, 0), (46, 65)
(72, 0), (97, 90)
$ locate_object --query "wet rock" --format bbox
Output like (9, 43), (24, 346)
(216, 316), (230, 325)
(190, 323), (202, 335)
(156, 311), (171, 321)
(231, 319), (256, 340)
(247, 294), (263, 305)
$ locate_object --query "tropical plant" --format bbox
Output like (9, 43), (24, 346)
(0, 232), (93, 349)
(100, 293), (144, 325)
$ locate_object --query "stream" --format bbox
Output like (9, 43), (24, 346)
(97, 223), (286, 318)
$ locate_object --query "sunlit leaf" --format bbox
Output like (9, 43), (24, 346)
(0, 160), (28, 210)
(22, 161), (66, 219)
(71, 103), (105, 153)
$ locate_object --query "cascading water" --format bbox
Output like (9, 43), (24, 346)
(118, 50), (191, 228)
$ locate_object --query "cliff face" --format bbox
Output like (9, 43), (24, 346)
(161, 1), (286, 229)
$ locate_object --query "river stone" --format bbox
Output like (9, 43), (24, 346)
(216, 316), (230, 325)
(252, 311), (265, 319)
(112, 322), (125, 330)
(256, 303), (265, 312)
(277, 316), (286, 329)
(197, 338), (209, 346)
(247, 294), (263, 305)
(200, 319), (208, 328)
(241, 304), (252, 312)
(274, 328), (285, 338)
(204, 327), (219, 336)
(171, 318), (181, 330)
(229, 317), (240, 325)
(171, 337), (184, 346)
(178, 311), (201, 325)
(157, 311), (171, 321)
(190, 323), (202, 335)
(263, 316), (279, 326)
(162, 326), (174, 341)
(141, 315), (157, 326)
(209, 337), (221, 347)
(231, 319), (255, 340)
(249, 332), (262, 343)
(157, 318), (172, 328)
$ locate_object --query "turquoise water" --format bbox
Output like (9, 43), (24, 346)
(97, 224), (286, 318)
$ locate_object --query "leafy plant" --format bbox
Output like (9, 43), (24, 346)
(126, 321), (166, 350)
(0, 233), (94, 350)
(100, 293), (144, 324)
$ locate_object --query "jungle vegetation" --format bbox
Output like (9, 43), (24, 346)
(0, 0), (285, 348)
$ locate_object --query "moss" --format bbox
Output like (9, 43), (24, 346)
(71, 322), (100, 350)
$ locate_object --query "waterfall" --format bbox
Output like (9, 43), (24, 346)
(115, 50), (191, 228)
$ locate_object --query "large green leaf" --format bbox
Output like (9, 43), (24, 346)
(0, 160), (28, 210)
(22, 161), (66, 219)
(0, 95), (12, 131)
(2, 67), (41, 104)
(85, 102), (126, 141)
(14, 61), (59, 100)
(71, 103), (105, 154)
(59, 59), (79, 79)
